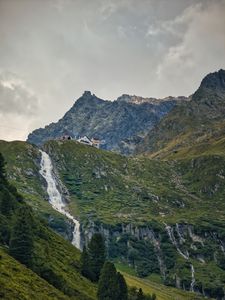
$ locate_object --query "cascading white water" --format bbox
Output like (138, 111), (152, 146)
(39, 150), (81, 250)
(190, 264), (195, 292)
(164, 223), (197, 292)
(176, 223), (185, 244)
(164, 223), (189, 260)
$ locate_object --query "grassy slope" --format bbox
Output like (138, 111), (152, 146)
(1, 240), (204, 300)
(0, 218), (97, 300)
(0, 247), (69, 300)
(123, 273), (205, 300)
(32, 219), (97, 300)
(43, 141), (225, 296)
(44, 140), (194, 225)
(0, 140), (71, 237)
(116, 262), (206, 300)
(2, 139), (224, 227)
(43, 140), (225, 227)
(0, 144), (97, 300)
(1, 140), (225, 297)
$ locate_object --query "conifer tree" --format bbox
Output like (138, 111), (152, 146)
(0, 153), (17, 215)
(81, 245), (92, 278)
(0, 153), (6, 181)
(9, 206), (34, 267)
(0, 187), (14, 215)
(88, 233), (106, 281)
(117, 271), (128, 300)
(151, 293), (156, 300)
(137, 288), (145, 300)
(97, 261), (120, 300)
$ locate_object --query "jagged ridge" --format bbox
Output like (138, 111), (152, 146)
(136, 69), (225, 157)
(27, 91), (187, 154)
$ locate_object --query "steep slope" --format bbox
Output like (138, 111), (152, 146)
(2, 139), (223, 298)
(0, 140), (72, 240)
(136, 69), (225, 158)
(0, 150), (97, 300)
(27, 91), (186, 154)
(0, 247), (69, 300)
(0, 141), (209, 300)
(120, 271), (206, 300)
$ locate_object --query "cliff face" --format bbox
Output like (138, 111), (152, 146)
(27, 91), (185, 154)
(81, 219), (225, 299)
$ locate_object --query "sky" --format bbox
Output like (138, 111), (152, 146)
(0, 0), (225, 141)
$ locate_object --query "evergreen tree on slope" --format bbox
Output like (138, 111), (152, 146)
(9, 206), (34, 267)
(97, 261), (120, 300)
(88, 233), (106, 282)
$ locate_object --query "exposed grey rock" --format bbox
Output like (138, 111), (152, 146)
(27, 91), (187, 154)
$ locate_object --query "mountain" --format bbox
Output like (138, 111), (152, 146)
(0, 141), (204, 300)
(27, 91), (188, 154)
(0, 138), (224, 299)
(0, 247), (69, 300)
(136, 69), (225, 158)
(1, 69), (225, 299)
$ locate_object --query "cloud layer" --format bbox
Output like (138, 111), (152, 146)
(0, 0), (225, 140)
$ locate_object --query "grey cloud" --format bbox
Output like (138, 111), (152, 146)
(155, 0), (225, 95)
(0, 73), (38, 116)
(0, 0), (224, 141)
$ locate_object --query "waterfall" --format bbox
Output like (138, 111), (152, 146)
(176, 223), (185, 244)
(190, 264), (195, 292)
(219, 239), (225, 253)
(165, 223), (197, 292)
(149, 229), (166, 279)
(164, 223), (189, 260)
(39, 150), (81, 250)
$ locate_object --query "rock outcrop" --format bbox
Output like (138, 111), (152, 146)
(27, 91), (186, 154)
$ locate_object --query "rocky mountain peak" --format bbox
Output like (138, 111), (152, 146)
(200, 69), (225, 90)
(82, 90), (92, 97)
(116, 94), (158, 104)
(116, 94), (132, 102)
(193, 69), (225, 101)
(73, 91), (104, 109)
(80, 90), (98, 101)
(116, 94), (189, 105)
(201, 69), (225, 90)
(27, 90), (179, 152)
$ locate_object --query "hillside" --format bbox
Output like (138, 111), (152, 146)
(121, 272), (206, 300)
(136, 69), (225, 158)
(1, 139), (225, 299)
(0, 141), (208, 300)
(1, 70), (225, 299)
(0, 247), (69, 300)
(27, 91), (186, 154)
(0, 140), (72, 240)
(0, 150), (97, 300)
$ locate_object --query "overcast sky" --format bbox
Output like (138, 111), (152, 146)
(0, 0), (225, 141)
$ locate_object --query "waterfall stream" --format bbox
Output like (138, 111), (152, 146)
(164, 223), (196, 291)
(190, 264), (195, 292)
(39, 150), (81, 250)
(164, 223), (189, 260)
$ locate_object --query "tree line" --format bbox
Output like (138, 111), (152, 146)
(81, 232), (157, 300)
(0, 152), (157, 300)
